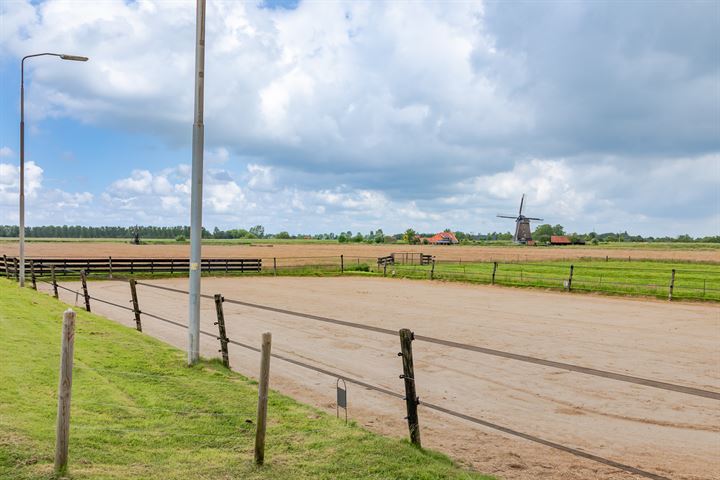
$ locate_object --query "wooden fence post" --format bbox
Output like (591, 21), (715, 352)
(51, 266), (59, 299)
(668, 269), (676, 301)
(383, 262), (387, 277)
(340, 254), (344, 274)
(129, 279), (142, 332)
(430, 259), (435, 280)
(273, 257), (277, 276)
(108, 256), (113, 279)
(30, 260), (37, 290)
(14, 257), (19, 281)
(213, 294), (230, 368)
(398, 328), (421, 447)
(3, 254), (8, 278)
(80, 270), (91, 312)
(491, 262), (498, 284)
(54, 309), (76, 476)
(255, 332), (272, 465)
(567, 264), (574, 291)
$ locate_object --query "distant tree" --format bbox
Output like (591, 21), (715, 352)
(249, 225), (265, 238)
(403, 228), (418, 244)
(533, 224), (565, 243)
(352, 233), (364, 242)
(275, 231), (291, 239)
(338, 234), (348, 243)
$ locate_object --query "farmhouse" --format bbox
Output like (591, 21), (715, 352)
(426, 231), (459, 245)
(550, 235), (572, 245)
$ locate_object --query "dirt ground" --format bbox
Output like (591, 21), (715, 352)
(43, 276), (720, 480)
(4, 240), (720, 263)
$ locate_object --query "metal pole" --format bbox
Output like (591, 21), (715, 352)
(19, 59), (25, 287)
(19, 53), (88, 288)
(188, 0), (207, 365)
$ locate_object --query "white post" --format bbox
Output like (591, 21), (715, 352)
(54, 309), (76, 475)
(188, 0), (207, 365)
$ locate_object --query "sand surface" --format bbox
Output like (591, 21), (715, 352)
(4, 240), (720, 263)
(43, 277), (720, 480)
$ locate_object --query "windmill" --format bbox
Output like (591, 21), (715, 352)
(497, 194), (543, 244)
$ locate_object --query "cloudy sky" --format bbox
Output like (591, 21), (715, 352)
(0, 0), (718, 236)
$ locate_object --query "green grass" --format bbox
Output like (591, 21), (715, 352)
(385, 259), (720, 301)
(0, 279), (491, 480)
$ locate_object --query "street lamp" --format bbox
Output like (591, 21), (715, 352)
(19, 53), (88, 286)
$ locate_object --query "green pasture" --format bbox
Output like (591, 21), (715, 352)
(0, 279), (490, 480)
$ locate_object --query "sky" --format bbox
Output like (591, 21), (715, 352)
(0, 0), (718, 236)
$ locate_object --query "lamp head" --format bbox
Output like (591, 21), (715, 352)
(60, 55), (89, 62)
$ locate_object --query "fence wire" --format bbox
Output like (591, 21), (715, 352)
(18, 271), (716, 480)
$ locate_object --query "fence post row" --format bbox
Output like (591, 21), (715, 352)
(255, 332), (272, 466)
(30, 260), (37, 290)
(54, 309), (76, 476)
(80, 270), (91, 312)
(567, 264), (574, 291)
(668, 269), (676, 301)
(491, 262), (498, 284)
(213, 294), (230, 369)
(398, 328), (421, 447)
(129, 279), (142, 332)
(51, 265), (59, 299)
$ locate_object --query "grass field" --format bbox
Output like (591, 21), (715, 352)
(1, 237), (719, 251)
(242, 258), (720, 301)
(0, 279), (491, 480)
(386, 259), (720, 301)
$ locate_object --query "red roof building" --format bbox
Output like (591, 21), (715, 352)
(427, 232), (459, 245)
(550, 235), (572, 245)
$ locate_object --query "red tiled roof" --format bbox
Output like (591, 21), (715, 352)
(550, 235), (571, 244)
(427, 232), (458, 244)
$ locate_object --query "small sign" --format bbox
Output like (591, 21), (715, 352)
(190, 262), (199, 271)
(336, 378), (348, 423)
(337, 385), (347, 408)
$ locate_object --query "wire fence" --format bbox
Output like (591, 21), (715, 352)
(9, 252), (720, 301)
(25, 267), (720, 479)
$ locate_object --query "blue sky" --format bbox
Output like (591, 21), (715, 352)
(0, 0), (718, 236)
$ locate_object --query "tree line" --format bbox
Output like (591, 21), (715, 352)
(0, 224), (716, 244)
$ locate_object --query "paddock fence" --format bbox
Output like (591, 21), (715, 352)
(25, 267), (720, 480)
(3, 252), (719, 301)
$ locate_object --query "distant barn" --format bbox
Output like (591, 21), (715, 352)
(426, 232), (459, 245)
(550, 235), (572, 245)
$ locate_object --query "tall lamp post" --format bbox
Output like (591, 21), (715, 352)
(19, 53), (88, 287)
(188, 0), (206, 365)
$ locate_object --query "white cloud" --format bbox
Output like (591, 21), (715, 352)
(246, 164), (275, 191)
(0, 1), (717, 235)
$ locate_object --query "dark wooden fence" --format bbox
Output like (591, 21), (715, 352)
(1, 256), (262, 277)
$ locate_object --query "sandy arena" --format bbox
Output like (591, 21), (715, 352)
(42, 276), (719, 480)
(4, 240), (720, 263)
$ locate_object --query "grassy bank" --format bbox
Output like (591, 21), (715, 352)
(0, 279), (491, 480)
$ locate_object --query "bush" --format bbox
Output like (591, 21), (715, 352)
(346, 263), (370, 272)
(175, 235), (186, 242)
